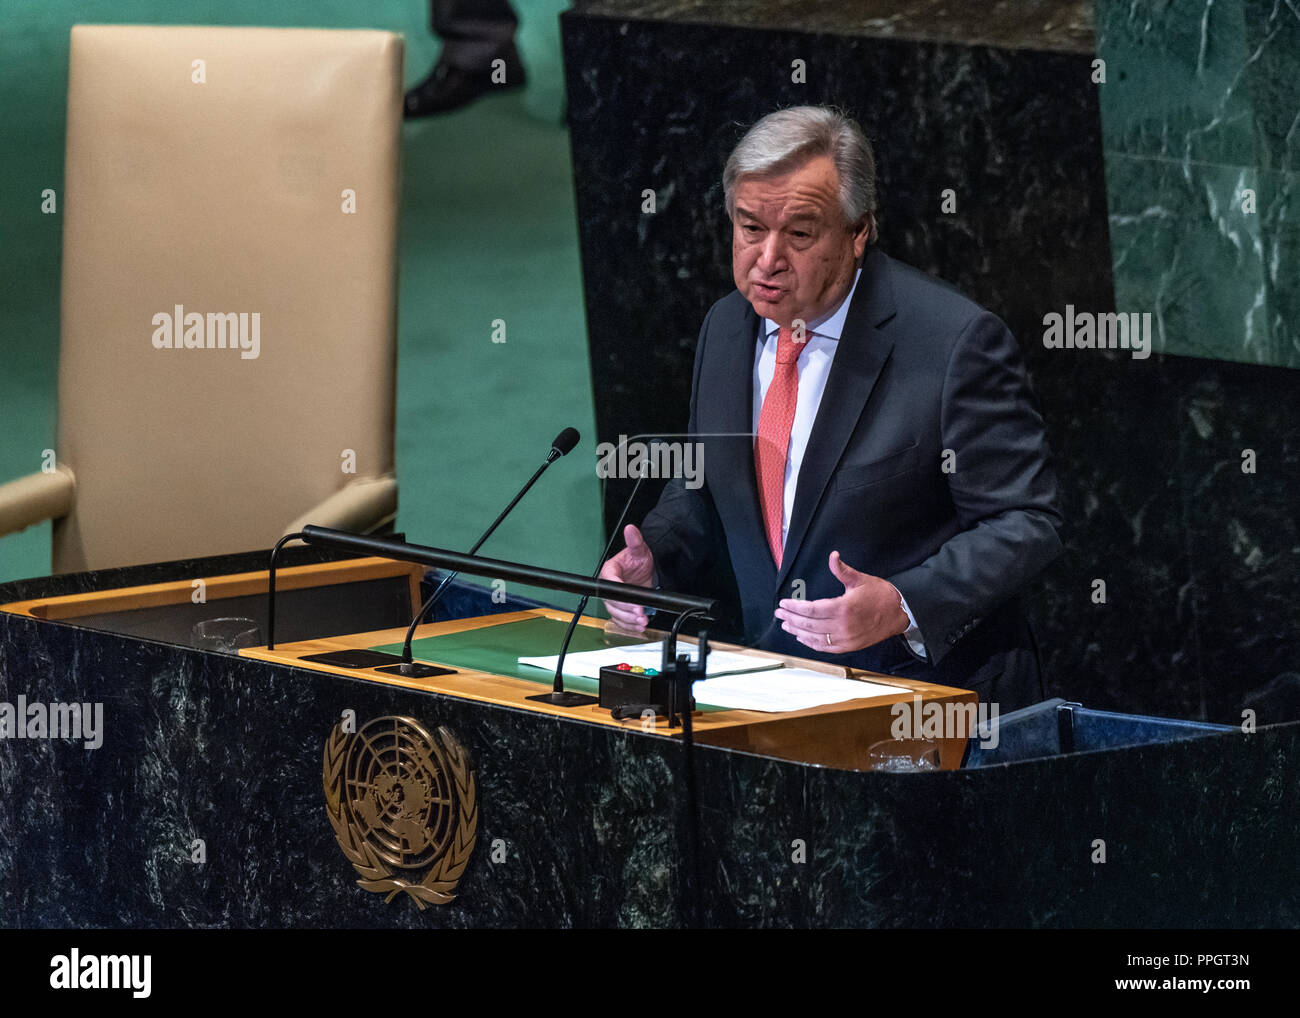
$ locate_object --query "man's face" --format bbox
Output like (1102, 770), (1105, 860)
(731, 154), (870, 329)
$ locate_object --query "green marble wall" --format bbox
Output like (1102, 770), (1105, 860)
(1096, 0), (1299, 367)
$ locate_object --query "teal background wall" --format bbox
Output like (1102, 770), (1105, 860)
(0, 0), (603, 595)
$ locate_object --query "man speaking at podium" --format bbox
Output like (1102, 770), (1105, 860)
(600, 106), (1064, 710)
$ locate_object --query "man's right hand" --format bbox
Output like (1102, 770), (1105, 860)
(599, 525), (656, 631)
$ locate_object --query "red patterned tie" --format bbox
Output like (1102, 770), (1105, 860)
(754, 326), (801, 566)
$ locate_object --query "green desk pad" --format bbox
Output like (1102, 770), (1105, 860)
(370, 616), (729, 710)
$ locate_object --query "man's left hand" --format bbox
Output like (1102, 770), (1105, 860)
(774, 550), (910, 654)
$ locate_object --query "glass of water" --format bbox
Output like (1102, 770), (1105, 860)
(191, 617), (262, 653)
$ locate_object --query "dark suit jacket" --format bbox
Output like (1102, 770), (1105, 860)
(639, 246), (1064, 708)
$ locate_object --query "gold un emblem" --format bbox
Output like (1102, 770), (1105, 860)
(323, 715), (478, 908)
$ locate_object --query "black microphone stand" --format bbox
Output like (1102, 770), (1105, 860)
(267, 528), (717, 652)
(386, 430), (578, 677)
(666, 612), (708, 928)
(529, 451), (656, 706)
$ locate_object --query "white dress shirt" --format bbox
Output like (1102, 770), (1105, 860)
(752, 269), (927, 658)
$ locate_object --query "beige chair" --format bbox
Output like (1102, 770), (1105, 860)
(0, 25), (404, 573)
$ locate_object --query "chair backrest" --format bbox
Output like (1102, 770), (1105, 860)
(56, 25), (403, 572)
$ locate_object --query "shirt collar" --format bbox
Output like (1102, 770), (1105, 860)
(760, 267), (863, 343)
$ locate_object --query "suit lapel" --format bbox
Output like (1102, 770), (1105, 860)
(775, 248), (898, 590)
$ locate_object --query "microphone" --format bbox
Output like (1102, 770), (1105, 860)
(528, 431), (714, 707)
(549, 426), (580, 460)
(386, 426), (580, 677)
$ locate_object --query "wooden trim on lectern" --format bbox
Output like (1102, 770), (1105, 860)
(0, 556), (425, 621)
(241, 608), (978, 772)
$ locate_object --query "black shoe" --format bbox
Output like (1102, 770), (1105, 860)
(403, 46), (527, 118)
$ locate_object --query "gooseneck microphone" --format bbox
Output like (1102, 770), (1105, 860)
(525, 460), (647, 706)
(529, 431), (715, 707)
(548, 427), (581, 461)
(391, 426), (580, 677)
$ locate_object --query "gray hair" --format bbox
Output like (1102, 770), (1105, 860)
(723, 106), (878, 241)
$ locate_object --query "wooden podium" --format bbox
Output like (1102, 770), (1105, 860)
(4, 554), (977, 773)
(243, 607), (977, 772)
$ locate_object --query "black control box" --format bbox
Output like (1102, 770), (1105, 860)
(598, 664), (669, 709)
(598, 664), (693, 713)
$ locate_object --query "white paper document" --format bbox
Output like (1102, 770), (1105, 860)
(691, 669), (904, 712)
(517, 641), (784, 680)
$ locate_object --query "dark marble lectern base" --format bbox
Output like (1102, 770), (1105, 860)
(1, 549), (1295, 927)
